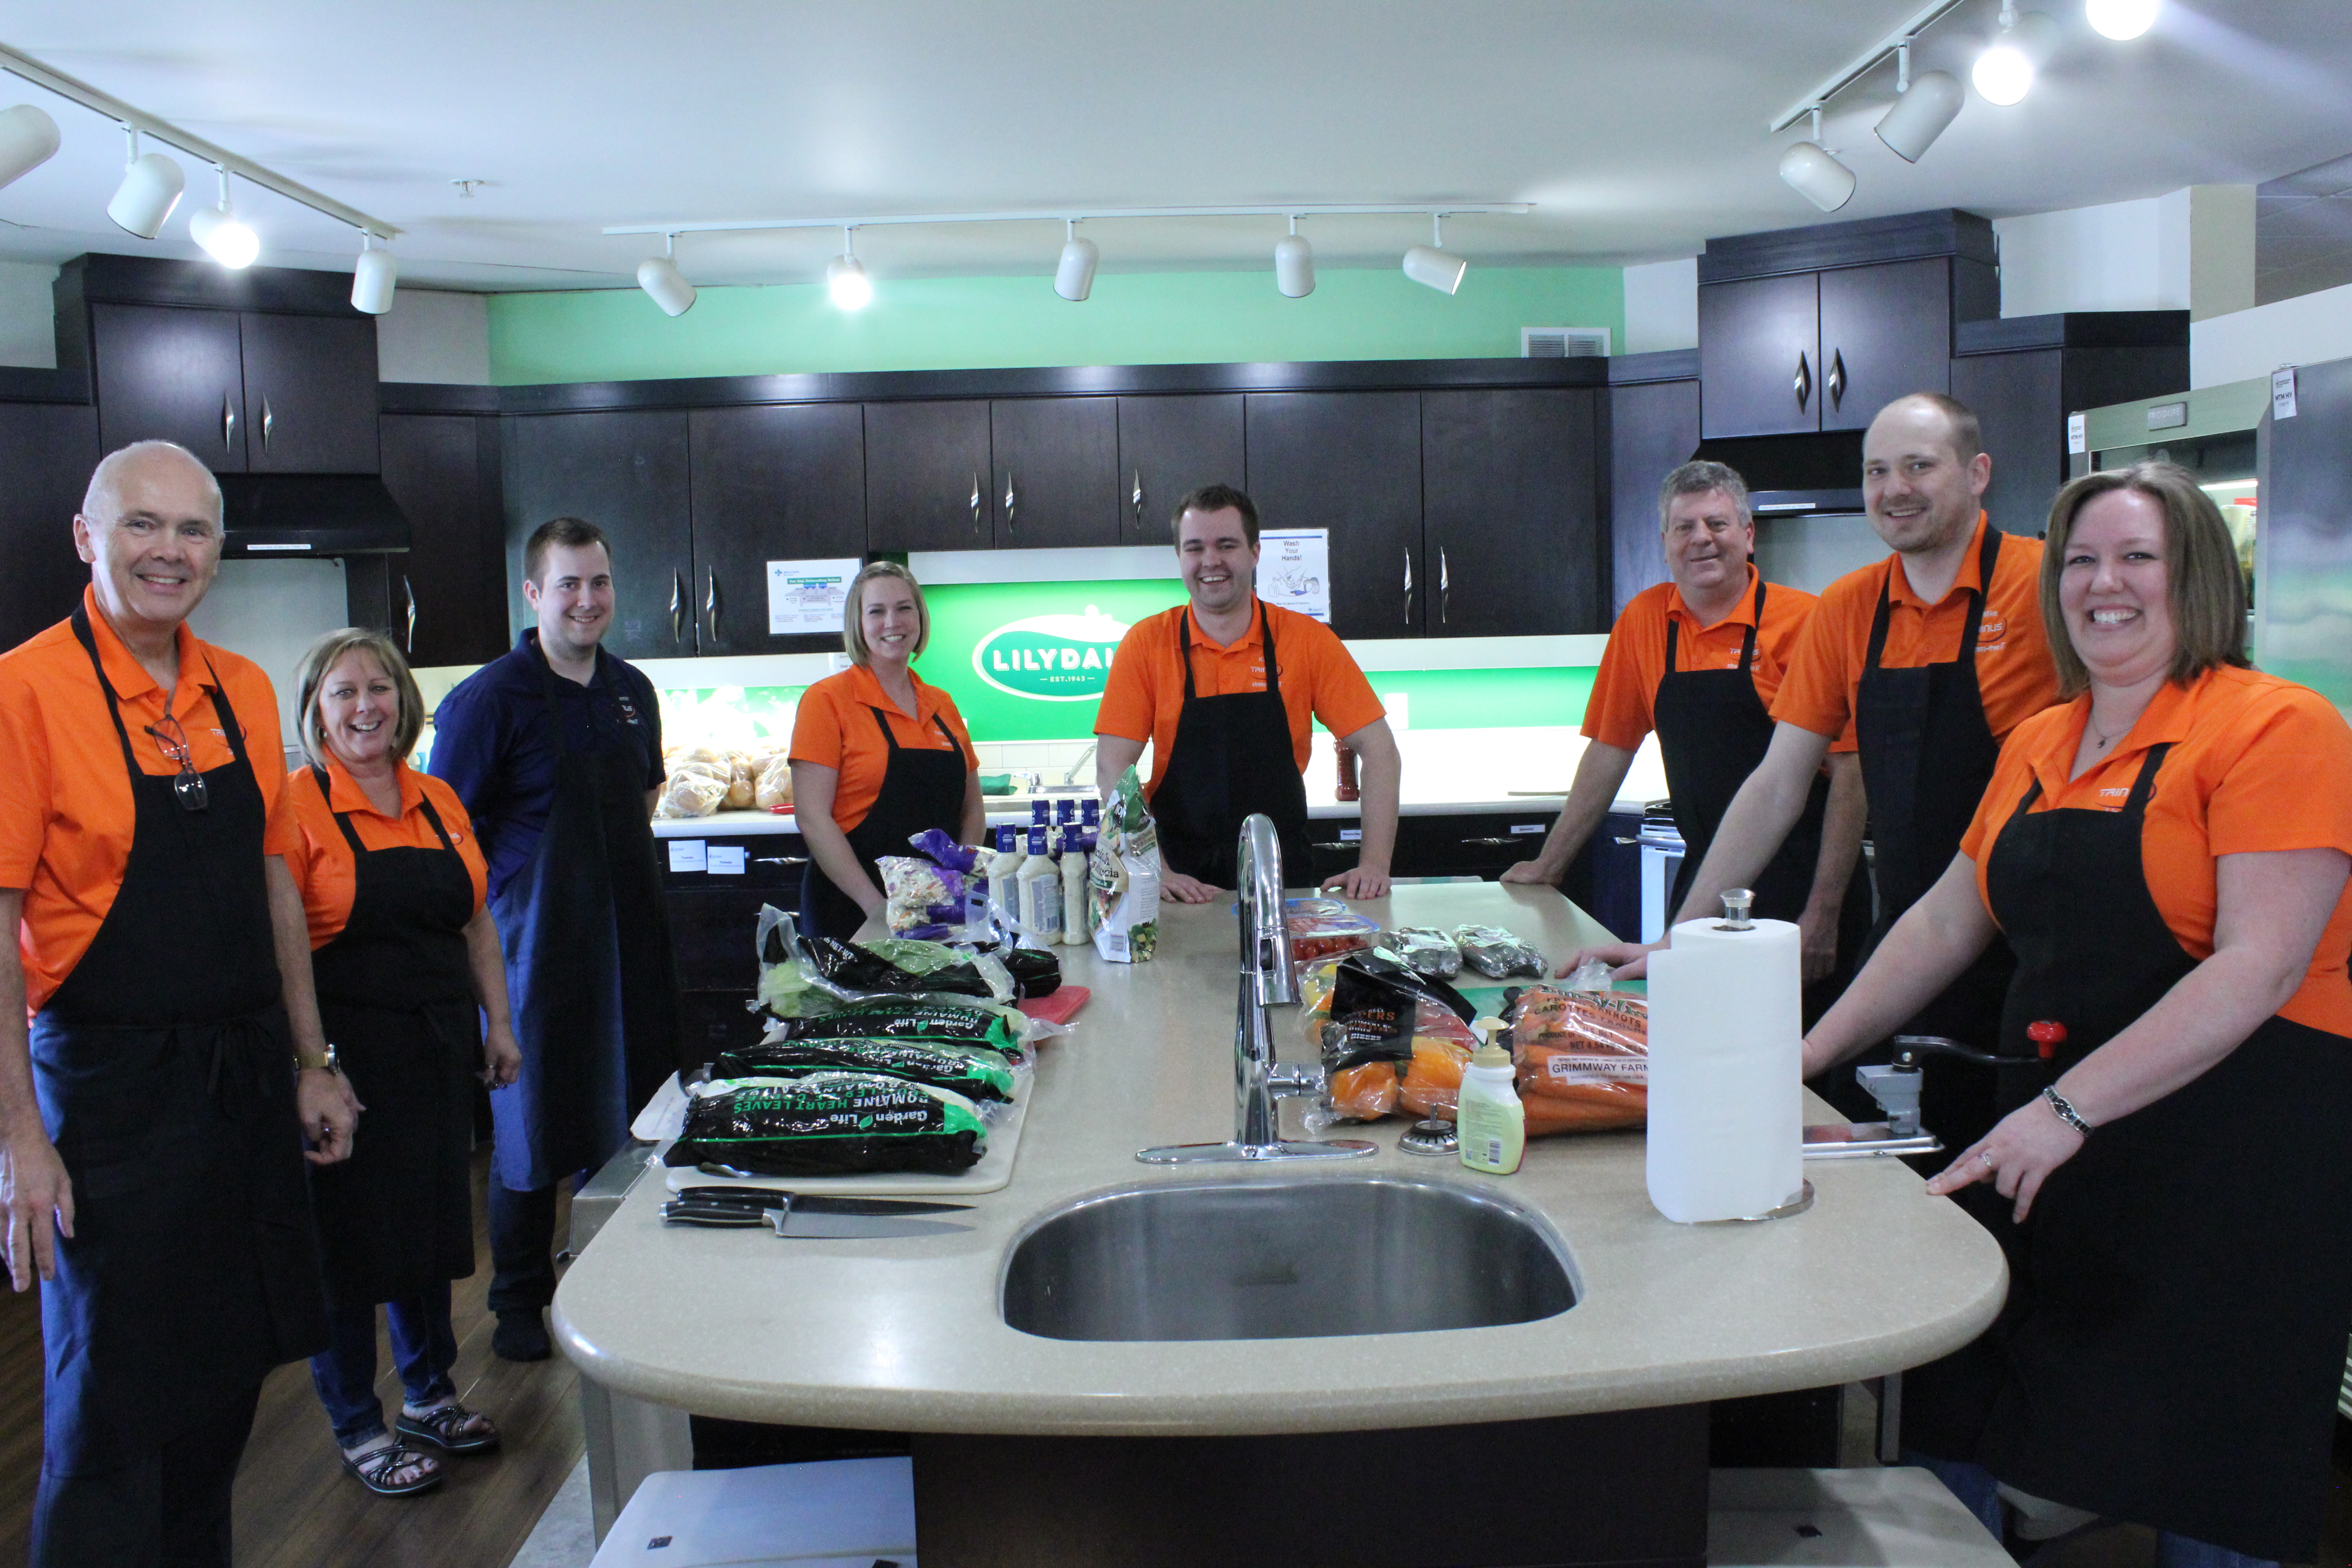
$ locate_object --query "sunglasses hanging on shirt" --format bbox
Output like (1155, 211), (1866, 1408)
(144, 715), (210, 813)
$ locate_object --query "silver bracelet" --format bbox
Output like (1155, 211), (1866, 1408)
(2043, 1085), (2092, 1137)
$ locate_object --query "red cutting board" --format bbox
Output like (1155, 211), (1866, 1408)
(1019, 985), (1090, 1025)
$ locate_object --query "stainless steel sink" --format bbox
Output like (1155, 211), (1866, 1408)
(1000, 1176), (1576, 1342)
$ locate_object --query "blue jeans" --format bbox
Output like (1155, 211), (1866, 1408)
(307, 1285), (459, 1449)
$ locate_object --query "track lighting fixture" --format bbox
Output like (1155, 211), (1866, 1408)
(1054, 219), (1098, 302)
(1875, 45), (1964, 162)
(107, 126), (184, 239)
(1973, 5), (2056, 105)
(0, 103), (59, 191)
(1401, 213), (1466, 294)
(2085, 0), (2157, 39)
(1274, 216), (1314, 299)
(351, 234), (397, 315)
(828, 227), (871, 310)
(189, 166), (259, 269)
(1779, 108), (1857, 212)
(637, 233), (696, 316)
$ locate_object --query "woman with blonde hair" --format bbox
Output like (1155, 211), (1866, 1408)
(282, 628), (522, 1495)
(789, 562), (984, 939)
(1803, 463), (2352, 1566)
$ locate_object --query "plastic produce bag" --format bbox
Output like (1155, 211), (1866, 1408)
(1311, 957), (1478, 1124)
(655, 769), (728, 819)
(1453, 923), (1546, 979)
(710, 1036), (1019, 1104)
(1385, 926), (1462, 978)
(1507, 983), (1648, 1135)
(764, 996), (1062, 1062)
(724, 753), (757, 810)
(666, 1072), (987, 1176)
(1088, 766), (1161, 962)
(877, 856), (968, 936)
(754, 755), (793, 810)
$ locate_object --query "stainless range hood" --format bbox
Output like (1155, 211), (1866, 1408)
(1690, 430), (1865, 516)
(218, 473), (411, 558)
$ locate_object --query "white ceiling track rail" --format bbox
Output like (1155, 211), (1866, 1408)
(604, 203), (1533, 239)
(1768, 0), (1975, 132)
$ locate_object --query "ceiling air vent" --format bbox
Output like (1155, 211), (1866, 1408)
(1521, 326), (1611, 359)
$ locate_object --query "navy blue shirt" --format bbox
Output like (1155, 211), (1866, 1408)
(429, 630), (664, 902)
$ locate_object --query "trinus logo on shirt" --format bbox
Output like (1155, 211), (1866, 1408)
(972, 606), (1129, 702)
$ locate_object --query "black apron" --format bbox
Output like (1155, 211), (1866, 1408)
(1653, 576), (1872, 1009)
(1852, 524), (2016, 1143)
(1924, 741), (2352, 1561)
(1149, 603), (1315, 889)
(29, 606), (328, 1475)
(304, 766), (480, 1303)
(800, 703), (972, 943)
(487, 640), (681, 1192)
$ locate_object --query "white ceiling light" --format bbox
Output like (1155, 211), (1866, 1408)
(1401, 213), (1466, 294)
(1053, 219), (1098, 302)
(2086, 0), (2158, 39)
(351, 235), (397, 315)
(1874, 46), (1964, 162)
(1973, 5), (2058, 105)
(106, 127), (184, 239)
(188, 166), (259, 268)
(827, 227), (872, 310)
(0, 103), (59, 190)
(1275, 216), (1314, 298)
(1779, 108), (1857, 211)
(637, 233), (696, 315)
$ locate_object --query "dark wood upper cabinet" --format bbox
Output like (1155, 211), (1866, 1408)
(1606, 377), (1700, 616)
(239, 312), (380, 472)
(688, 402), (866, 654)
(865, 400), (991, 552)
(988, 397), (1118, 549)
(1817, 259), (1951, 431)
(1698, 274), (1820, 440)
(1244, 391), (1423, 640)
(0, 402), (102, 651)
(1116, 394), (1246, 547)
(1421, 389), (1604, 637)
(503, 409), (694, 660)
(378, 414), (508, 667)
(90, 302), (249, 472)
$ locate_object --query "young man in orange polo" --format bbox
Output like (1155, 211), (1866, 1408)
(1093, 485), (1401, 902)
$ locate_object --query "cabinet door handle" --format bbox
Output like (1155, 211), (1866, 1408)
(1003, 471), (1016, 532)
(1402, 548), (1414, 624)
(1440, 547), (1450, 626)
(261, 396), (274, 451)
(402, 575), (416, 651)
(222, 394), (236, 451)
(670, 571), (687, 644)
(1793, 351), (1813, 410)
(1826, 350), (1846, 411)
(1131, 470), (1144, 528)
(969, 472), (982, 533)
(705, 571), (721, 644)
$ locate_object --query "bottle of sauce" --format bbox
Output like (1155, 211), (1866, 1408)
(985, 825), (1024, 934)
(1018, 825), (1064, 945)
(1334, 737), (1360, 803)
(1060, 826), (1089, 946)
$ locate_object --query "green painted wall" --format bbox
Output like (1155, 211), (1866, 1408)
(486, 266), (1623, 384)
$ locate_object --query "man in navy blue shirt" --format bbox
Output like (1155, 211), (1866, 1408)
(430, 517), (680, 1361)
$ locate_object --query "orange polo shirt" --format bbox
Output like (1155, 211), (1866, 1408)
(1770, 514), (2061, 748)
(1583, 567), (1835, 751)
(1093, 599), (1385, 803)
(1959, 666), (2352, 1037)
(281, 756), (490, 949)
(789, 663), (975, 834)
(0, 587), (298, 1014)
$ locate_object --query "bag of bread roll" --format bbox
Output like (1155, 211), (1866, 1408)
(754, 755), (794, 809)
(725, 752), (757, 809)
(655, 769), (728, 818)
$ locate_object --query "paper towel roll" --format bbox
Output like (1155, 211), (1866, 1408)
(1645, 914), (1805, 1223)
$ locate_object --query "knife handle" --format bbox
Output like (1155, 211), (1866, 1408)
(662, 1202), (771, 1226)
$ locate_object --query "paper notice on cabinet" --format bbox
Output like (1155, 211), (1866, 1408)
(668, 840), (707, 873)
(706, 846), (747, 875)
(1258, 529), (1330, 623)
(767, 558), (862, 636)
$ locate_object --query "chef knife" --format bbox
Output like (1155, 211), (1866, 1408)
(662, 1190), (976, 1237)
(672, 1187), (972, 1215)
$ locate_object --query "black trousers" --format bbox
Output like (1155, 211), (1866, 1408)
(486, 1171), (582, 1317)
(33, 1378), (263, 1568)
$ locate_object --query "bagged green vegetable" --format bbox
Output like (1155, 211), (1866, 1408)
(1088, 765), (1161, 963)
(665, 1072), (987, 1176)
(769, 998), (1033, 1062)
(710, 1038), (1017, 1103)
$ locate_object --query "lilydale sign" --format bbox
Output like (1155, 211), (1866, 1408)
(918, 578), (1189, 741)
(972, 606), (1131, 701)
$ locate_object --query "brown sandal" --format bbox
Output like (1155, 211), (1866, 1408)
(397, 1402), (500, 1455)
(343, 1438), (443, 1496)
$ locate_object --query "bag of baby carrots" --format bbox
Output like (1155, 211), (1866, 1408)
(1505, 983), (1648, 1134)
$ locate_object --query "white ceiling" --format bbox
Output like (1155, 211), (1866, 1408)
(0, 0), (2347, 293)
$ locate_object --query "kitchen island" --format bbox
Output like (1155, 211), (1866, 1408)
(555, 881), (2006, 1565)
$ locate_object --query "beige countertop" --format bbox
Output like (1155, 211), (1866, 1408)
(553, 882), (2006, 1437)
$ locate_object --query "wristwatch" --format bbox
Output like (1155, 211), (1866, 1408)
(298, 1043), (343, 1077)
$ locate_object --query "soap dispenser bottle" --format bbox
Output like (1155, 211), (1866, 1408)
(1457, 1019), (1524, 1175)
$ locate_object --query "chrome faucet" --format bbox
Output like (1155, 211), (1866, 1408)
(1063, 741), (1098, 788)
(1138, 813), (1377, 1164)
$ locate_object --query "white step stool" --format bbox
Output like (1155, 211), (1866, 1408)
(588, 1456), (917, 1568)
(1711, 1467), (2014, 1568)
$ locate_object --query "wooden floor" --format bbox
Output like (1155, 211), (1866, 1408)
(0, 1152), (582, 1568)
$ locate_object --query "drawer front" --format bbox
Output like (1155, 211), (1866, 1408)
(1398, 815), (1559, 879)
(659, 834), (808, 891)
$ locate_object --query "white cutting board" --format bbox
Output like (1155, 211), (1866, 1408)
(654, 1068), (1031, 1197)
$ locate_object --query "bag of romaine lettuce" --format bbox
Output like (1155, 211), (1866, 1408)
(710, 1037), (1017, 1103)
(666, 1072), (987, 1176)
